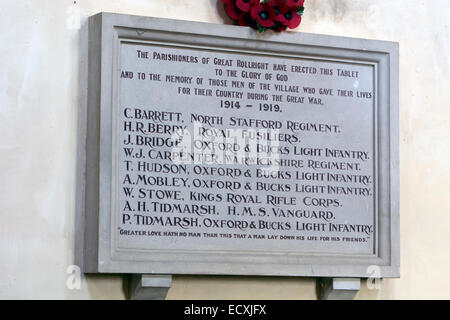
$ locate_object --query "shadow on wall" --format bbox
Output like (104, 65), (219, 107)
(214, 0), (234, 25)
(167, 275), (318, 300)
(73, 14), (126, 300)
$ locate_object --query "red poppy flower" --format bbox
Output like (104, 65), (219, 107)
(285, 11), (302, 29)
(268, 0), (289, 23)
(251, 2), (275, 28)
(221, 0), (232, 4)
(236, 0), (259, 13)
(275, 5), (302, 29)
(238, 12), (256, 28)
(273, 23), (287, 32)
(225, 2), (242, 20)
(285, 0), (305, 8)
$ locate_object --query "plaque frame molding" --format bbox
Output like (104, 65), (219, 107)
(84, 12), (399, 278)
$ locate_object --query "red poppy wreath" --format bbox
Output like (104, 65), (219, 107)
(221, 0), (305, 32)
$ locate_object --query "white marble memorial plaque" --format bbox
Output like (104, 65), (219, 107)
(84, 13), (399, 278)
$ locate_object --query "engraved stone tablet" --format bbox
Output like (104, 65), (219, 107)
(84, 13), (399, 277)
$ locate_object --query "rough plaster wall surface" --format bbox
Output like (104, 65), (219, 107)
(0, 0), (449, 299)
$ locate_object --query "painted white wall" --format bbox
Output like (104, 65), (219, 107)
(0, 0), (449, 299)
